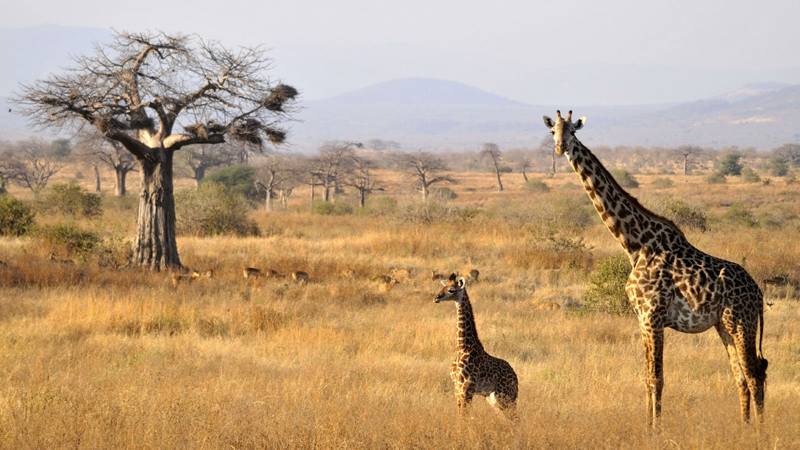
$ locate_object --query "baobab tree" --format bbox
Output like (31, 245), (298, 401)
(75, 131), (137, 196)
(398, 151), (454, 202)
(315, 142), (361, 202)
(0, 139), (61, 194)
(480, 142), (504, 192)
(17, 31), (297, 269)
(345, 155), (382, 208)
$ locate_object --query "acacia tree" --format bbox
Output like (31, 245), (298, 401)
(345, 155), (382, 208)
(0, 139), (62, 193)
(398, 151), (454, 202)
(180, 143), (239, 186)
(17, 31), (297, 269)
(75, 131), (137, 196)
(253, 154), (297, 211)
(480, 142), (504, 192)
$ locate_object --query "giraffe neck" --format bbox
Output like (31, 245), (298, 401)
(456, 292), (484, 353)
(565, 139), (685, 259)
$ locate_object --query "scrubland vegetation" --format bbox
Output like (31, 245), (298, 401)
(0, 148), (799, 448)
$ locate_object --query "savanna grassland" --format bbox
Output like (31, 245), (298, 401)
(0, 167), (799, 449)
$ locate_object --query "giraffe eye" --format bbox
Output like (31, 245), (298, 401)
(550, 131), (555, 135)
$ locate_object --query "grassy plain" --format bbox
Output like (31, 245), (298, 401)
(0, 167), (798, 448)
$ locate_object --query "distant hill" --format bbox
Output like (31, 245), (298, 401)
(294, 78), (800, 149)
(1, 26), (798, 149)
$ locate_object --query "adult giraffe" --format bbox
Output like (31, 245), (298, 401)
(542, 110), (767, 428)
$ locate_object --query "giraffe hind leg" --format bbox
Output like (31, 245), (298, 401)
(734, 326), (765, 424)
(716, 324), (751, 423)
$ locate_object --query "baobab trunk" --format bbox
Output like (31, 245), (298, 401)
(421, 184), (429, 202)
(522, 169), (528, 182)
(359, 189), (366, 208)
(93, 164), (101, 192)
(114, 168), (128, 197)
(132, 150), (181, 270)
(193, 166), (206, 187)
(683, 155), (690, 176)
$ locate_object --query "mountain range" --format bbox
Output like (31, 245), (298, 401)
(1, 25), (798, 150)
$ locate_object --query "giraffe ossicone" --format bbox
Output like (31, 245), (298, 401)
(543, 110), (768, 428)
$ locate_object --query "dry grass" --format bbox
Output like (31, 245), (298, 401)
(1, 169), (799, 449)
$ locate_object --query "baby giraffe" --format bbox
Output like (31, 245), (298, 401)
(435, 273), (518, 419)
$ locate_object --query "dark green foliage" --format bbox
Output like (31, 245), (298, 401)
(583, 254), (632, 315)
(40, 183), (102, 218)
(610, 169), (639, 188)
(650, 177), (674, 189)
(716, 153), (743, 176)
(204, 165), (259, 201)
(50, 139), (72, 158)
(176, 183), (259, 236)
(769, 156), (789, 177)
(37, 224), (100, 257)
(660, 199), (708, 232)
(0, 195), (35, 236)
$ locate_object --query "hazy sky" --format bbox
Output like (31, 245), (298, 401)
(4, 0), (800, 104)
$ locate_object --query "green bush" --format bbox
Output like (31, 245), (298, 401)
(650, 177), (674, 189)
(400, 202), (479, 225)
(40, 183), (102, 217)
(525, 179), (550, 193)
(660, 199), (708, 232)
(37, 223), (100, 257)
(583, 254), (632, 315)
(204, 165), (259, 201)
(610, 169), (639, 188)
(0, 195), (35, 236)
(176, 183), (259, 236)
(312, 201), (354, 215)
(740, 168), (761, 183)
(723, 204), (758, 228)
(769, 156), (789, 177)
(706, 173), (726, 184)
(715, 153), (743, 176)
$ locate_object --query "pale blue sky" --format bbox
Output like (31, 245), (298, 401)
(3, 0), (800, 104)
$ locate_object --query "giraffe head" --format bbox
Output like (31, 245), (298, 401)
(542, 110), (587, 156)
(434, 273), (467, 303)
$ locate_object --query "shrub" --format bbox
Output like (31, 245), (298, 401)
(40, 183), (102, 217)
(0, 195), (35, 236)
(610, 169), (639, 188)
(37, 223), (100, 257)
(706, 173), (726, 184)
(769, 156), (789, 177)
(715, 153), (743, 176)
(583, 254), (632, 315)
(650, 177), (674, 189)
(723, 204), (758, 228)
(740, 168), (761, 183)
(204, 165), (259, 201)
(660, 199), (708, 232)
(176, 183), (259, 236)
(525, 179), (550, 193)
(364, 196), (397, 215)
(400, 202), (478, 225)
(312, 201), (354, 215)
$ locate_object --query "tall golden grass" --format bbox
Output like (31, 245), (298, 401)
(0, 169), (798, 448)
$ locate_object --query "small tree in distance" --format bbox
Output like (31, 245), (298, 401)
(398, 151), (454, 202)
(345, 155), (382, 208)
(480, 142), (504, 192)
(75, 131), (137, 196)
(0, 139), (62, 194)
(716, 152), (744, 176)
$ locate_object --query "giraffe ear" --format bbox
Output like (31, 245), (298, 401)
(574, 116), (587, 130)
(543, 115), (555, 128)
(457, 277), (466, 288)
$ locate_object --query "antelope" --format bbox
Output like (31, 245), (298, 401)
(291, 271), (310, 285)
(171, 271), (200, 288)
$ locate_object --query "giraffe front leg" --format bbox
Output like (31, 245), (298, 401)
(455, 380), (474, 416)
(639, 320), (665, 430)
